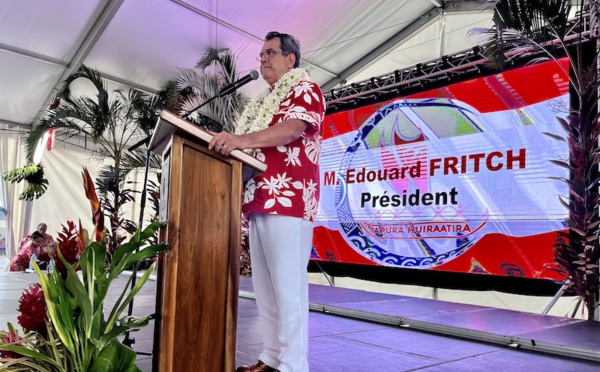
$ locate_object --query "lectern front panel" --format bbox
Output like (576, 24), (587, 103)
(156, 136), (241, 371)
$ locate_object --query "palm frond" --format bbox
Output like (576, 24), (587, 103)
(161, 47), (248, 132)
(162, 67), (205, 112)
(120, 150), (162, 176)
(133, 93), (165, 135)
(96, 166), (127, 197)
(470, 27), (533, 69)
(195, 47), (239, 84)
(196, 47), (225, 70)
(59, 65), (109, 112)
(24, 106), (97, 161)
(470, 0), (574, 70)
(494, 0), (572, 38)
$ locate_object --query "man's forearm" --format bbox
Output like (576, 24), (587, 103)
(240, 118), (307, 149)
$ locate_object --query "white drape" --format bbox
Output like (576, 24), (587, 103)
(0, 132), (28, 270)
(30, 141), (105, 244)
(1, 132), (157, 272)
(0, 134), (109, 270)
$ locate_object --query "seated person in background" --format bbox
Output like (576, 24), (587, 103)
(28, 245), (48, 271)
(18, 223), (54, 262)
(10, 231), (45, 271)
(47, 242), (57, 272)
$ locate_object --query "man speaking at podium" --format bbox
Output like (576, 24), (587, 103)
(209, 31), (325, 372)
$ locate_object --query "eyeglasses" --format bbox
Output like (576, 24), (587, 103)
(257, 49), (283, 61)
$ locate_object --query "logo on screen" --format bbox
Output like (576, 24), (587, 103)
(333, 99), (487, 268)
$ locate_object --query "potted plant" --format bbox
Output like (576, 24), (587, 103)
(2, 163), (49, 200)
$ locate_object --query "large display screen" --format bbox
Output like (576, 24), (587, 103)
(313, 59), (570, 280)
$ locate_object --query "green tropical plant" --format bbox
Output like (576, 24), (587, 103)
(0, 166), (166, 370)
(25, 65), (166, 257)
(25, 66), (160, 166)
(2, 163), (49, 200)
(161, 47), (249, 132)
(0, 221), (168, 371)
(471, 0), (600, 320)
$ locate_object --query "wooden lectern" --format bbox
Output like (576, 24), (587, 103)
(148, 110), (266, 372)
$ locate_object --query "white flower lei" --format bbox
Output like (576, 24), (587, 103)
(235, 68), (309, 135)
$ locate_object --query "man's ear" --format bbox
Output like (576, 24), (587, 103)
(287, 53), (296, 68)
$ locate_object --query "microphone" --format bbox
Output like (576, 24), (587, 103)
(219, 70), (259, 97)
(129, 71), (260, 152)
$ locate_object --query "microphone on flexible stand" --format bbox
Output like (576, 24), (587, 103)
(128, 136), (152, 152)
(181, 70), (259, 120)
(217, 70), (259, 97)
(127, 70), (260, 152)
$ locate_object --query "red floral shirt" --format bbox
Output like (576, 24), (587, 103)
(243, 80), (325, 222)
(9, 240), (39, 271)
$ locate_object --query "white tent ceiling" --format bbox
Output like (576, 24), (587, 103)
(0, 0), (497, 129)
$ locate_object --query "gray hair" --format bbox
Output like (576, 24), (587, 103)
(265, 31), (301, 68)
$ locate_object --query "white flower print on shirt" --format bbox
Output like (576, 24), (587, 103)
(303, 179), (319, 220)
(305, 179), (317, 195)
(244, 179), (256, 204)
(304, 135), (322, 164)
(260, 172), (296, 209)
(285, 147), (301, 166)
(293, 81), (321, 105)
(286, 104), (311, 118)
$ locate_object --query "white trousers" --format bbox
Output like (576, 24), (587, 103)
(249, 213), (313, 372)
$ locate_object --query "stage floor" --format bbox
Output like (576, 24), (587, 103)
(1, 272), (599, 371)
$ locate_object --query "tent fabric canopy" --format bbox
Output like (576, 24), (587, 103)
(0, 0), (496, 128)
(0, 0), (500, 259)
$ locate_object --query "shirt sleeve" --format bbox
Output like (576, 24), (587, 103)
(283, 81), (325, 138)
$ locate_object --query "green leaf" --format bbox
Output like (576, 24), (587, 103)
(109, 221), (163, 269)
(109, 244), (168, 282)
(109, 241), (145, 273)
(32, 261), (76, 355)
(139, 221), (163, 241)
(98, 316), (150, 347)
(89, 340), (139, 372)
(2, 164), (41, 182)
(0, 344), (64, 370)
(80, 242), (107, 283)
(105, 263), (157, 334)
(62, 253), (94, 339)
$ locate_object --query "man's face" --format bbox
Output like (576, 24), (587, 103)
(38, 224), (47, 234)
(259, 37), (295, 86)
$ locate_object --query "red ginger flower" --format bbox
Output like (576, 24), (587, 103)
(82, 167), (105, 242)
(17, 284), (47, 334)
(56, 221), (83, 276)
(0, 331), (21, 358)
